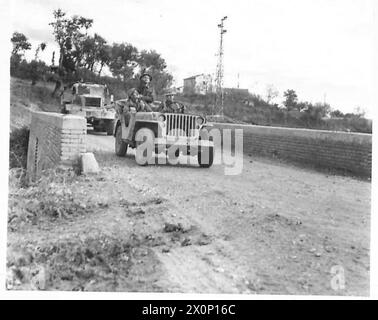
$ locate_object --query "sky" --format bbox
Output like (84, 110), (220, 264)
(7, 0), (376, 116)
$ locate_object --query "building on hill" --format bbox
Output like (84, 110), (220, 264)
(183, 74), (213, 95)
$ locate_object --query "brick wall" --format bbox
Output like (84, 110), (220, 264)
(212, 123), (372, 177)
(27, 111), (86, 180)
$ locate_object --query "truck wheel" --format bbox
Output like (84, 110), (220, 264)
(106, 120), (115, 136)
(198, 140), (214, 168)
(135, 128), (155, 166)
(115, 125), (127, 156)
(61, 104), (67, 114)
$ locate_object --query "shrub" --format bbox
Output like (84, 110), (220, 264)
(9, 126), (30, 169)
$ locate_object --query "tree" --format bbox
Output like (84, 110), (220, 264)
(34, 42), (47, 60)
(314, 102), (331, 118)
(137, 50), (172, 94)
(138, 49), (167, 72)
(11, 32), (31, 55)
(27, 60), (49, 85)
(330, 109), (344, 118)
(49, 9), (93, 70)
(109, 42), (139, 81)
(265, 84), (279, 104)
(283, 89), (298, 111)
(97, 44), (111, 76)
(296, 101), (311, 112)
(149, 70), (173, 95)
(49, 9), (93, 96)
(80, 33), (109, 73)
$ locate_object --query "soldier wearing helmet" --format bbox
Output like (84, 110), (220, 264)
(127, 88), (152, 112)
(137, 72), (154, 105)
(158, 89), (185, 113)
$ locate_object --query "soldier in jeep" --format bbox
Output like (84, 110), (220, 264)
(137, 72), (154, 105)
(128, 88), (152, 112)
(117, 88), (152, 143)
(158, 90), (185, 113)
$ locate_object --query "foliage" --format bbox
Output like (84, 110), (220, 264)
(181, 90), (371, 133)
(10, 57), (51, 85)
(283, 89), (298, 111)
(138, 49), (167, 72)
(8, 169), (97, 230)
(11, 32), (31, 55)
(34, 42), (47, 60)
(330, 109), (344, 118)
(9, 126), (30, 169)
(49, 8), (93, 74)
(108, 42), (138, 81)
(80, 33), (110, 74)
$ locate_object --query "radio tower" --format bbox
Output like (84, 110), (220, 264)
(215, 16), (227, 117)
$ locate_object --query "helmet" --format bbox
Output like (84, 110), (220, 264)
(127, 88), (138, 97)
(140, 72), (152, 81)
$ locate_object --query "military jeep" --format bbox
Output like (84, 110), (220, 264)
(61, 82), (115, 135)
(114, 103), (214, 167)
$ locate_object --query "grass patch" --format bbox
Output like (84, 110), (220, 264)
(9, 126), (30, 169)
(8, 168), (98, 230)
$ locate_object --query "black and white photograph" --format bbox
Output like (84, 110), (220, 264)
(0, 0), (376, 298)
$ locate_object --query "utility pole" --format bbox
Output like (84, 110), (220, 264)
(215, 16), (227, 117)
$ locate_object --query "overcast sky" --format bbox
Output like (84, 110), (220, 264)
(8, 0), (375, 115)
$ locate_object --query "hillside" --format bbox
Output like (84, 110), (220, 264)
(176, 93), (372, 133)
(10, 78), (61, 130)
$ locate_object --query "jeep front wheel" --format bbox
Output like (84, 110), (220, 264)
(115, 125), (127, 156)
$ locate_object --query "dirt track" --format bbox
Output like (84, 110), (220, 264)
(81, 131), (371, 295)
(7, 79), (371, 295)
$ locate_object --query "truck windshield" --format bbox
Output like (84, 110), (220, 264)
(77, 84), (106, 97)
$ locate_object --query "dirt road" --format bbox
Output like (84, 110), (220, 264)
(81, 132), (371, 295)
(7, 129), (370, 295)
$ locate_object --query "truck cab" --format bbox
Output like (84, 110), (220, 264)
(61, 82), (115, 135)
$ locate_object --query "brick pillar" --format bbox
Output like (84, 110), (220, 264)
(27, 111), (86, 180)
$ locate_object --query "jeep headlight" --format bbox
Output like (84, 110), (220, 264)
(196, 117), (204, 126)
(158, 114), (166, 122)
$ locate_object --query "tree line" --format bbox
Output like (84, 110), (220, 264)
(10, 9), (172, 95)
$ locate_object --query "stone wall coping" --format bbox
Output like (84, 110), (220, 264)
(211, 122), (372, 144)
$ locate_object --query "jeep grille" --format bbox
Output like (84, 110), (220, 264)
(85, 97), (101, 107)
(166, 114), (197, 137)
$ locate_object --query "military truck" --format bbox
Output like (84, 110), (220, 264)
(61, 82), (115, 135)
(114, 101), (214, 167)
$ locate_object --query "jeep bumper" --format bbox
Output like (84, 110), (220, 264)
(154, 137), (214, 148)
